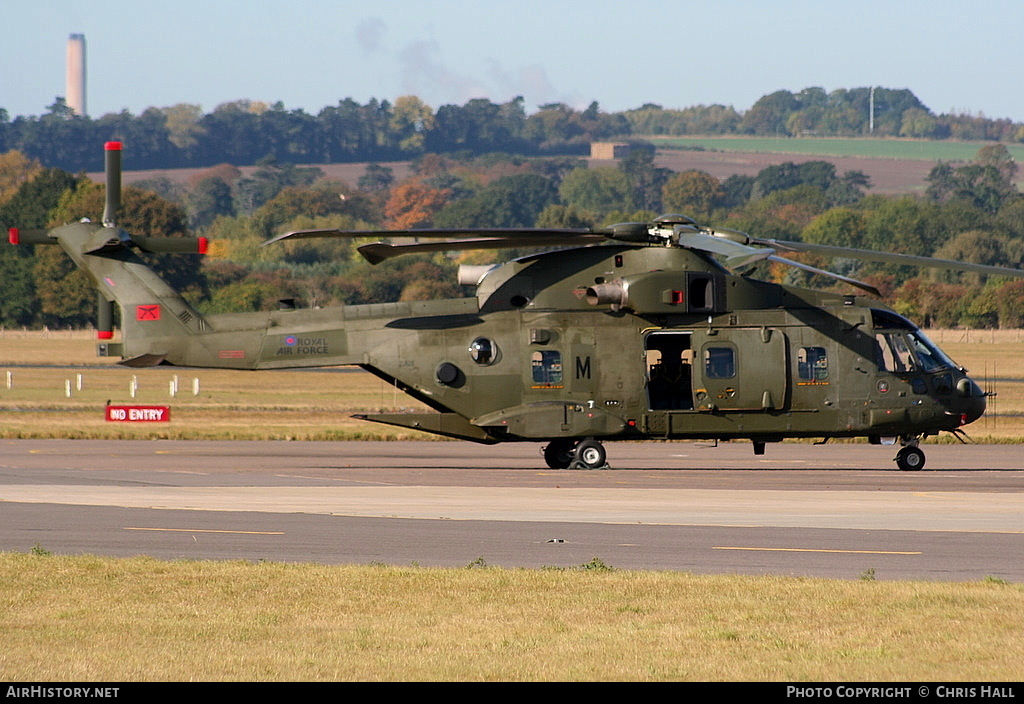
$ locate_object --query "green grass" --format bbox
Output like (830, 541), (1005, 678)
(2, 552), (1022, 681)
(644, 135), (1024, 163)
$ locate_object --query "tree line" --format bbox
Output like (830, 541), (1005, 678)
(1, 134), (1023, 331)
(2, 86), (1023, 173)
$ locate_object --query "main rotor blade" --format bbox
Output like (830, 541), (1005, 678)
(676, 231), (774, 270)
(265, 221), (655, 248)
(762, 239), (1024, 280)
(766, 255), (880, 297)
(357, 235), (607, 264)
(265, 227), (598, 247)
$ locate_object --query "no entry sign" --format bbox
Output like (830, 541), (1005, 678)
(106, 405), (171, 422)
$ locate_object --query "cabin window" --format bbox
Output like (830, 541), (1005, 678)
(798, 346), (828, 381)
(531, 350), (563, 388)
(703, 347), (735, 379)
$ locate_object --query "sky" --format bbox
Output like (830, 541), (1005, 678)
(3, 0), (1023, 123)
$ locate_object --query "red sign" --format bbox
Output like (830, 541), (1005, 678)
(136, 304), (161, 321)
(106, 405), (170, 422)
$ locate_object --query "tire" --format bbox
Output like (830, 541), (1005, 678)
(543, 439), (576, 469)
(574, 439), (607, 470)
(895, 446), (925, 471)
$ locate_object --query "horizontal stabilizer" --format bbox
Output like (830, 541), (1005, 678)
(353, 412), (496, 444)
(118, 353), (168, 368)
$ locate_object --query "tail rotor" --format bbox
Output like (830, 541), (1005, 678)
(101, 141), (122, 229)
(97, 141), (122, 339)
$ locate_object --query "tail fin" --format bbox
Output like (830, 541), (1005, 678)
(8, 142), (209, 366)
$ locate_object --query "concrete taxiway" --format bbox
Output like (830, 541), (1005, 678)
(1, 439), (1022, 580)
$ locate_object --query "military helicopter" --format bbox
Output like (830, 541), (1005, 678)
(9, 142), (1024, 470)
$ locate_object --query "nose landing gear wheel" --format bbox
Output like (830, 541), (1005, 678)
(895, 446), (925, 471)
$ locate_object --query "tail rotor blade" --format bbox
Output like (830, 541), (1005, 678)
(102, 141), (122, 228)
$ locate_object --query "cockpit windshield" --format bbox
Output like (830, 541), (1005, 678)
(906, 331), (957, 372)
(871, 309), (958, 374)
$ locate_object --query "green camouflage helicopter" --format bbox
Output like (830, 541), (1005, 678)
(9, 142), (1024, 470)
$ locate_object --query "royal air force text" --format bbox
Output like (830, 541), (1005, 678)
(276, 337), (329, 356)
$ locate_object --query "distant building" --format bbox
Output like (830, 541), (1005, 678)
(66, 34), (86, 116)
(590, 142), (631, 160)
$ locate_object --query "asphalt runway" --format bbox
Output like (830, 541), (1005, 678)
(1, 439), (1023, 581)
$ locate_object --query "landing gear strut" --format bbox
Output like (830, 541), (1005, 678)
(542, 438), (609, 470)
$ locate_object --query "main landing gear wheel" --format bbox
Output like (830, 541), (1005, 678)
(543, 439), (576, 469)
(542, 439), (609, 470)
(572, 439), (608, 470)
(895, 446), (925, 471)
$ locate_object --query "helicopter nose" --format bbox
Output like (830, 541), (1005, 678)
(956, 377), (987, 426)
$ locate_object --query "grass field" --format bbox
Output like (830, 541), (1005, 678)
(644, 135), (1024, 164)
(1, 553), (1022, 681)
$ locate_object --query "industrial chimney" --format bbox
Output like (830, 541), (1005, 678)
(66, 34), (86, 116)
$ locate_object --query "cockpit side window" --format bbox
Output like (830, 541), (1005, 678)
(871, 309), (956, 374)
(875, 333), (914, 373)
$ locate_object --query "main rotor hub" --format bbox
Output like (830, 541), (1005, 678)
(650, 214), (700, 246)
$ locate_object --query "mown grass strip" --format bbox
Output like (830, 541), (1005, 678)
(2, 552), (1022, 681)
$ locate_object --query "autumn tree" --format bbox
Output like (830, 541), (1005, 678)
(187, 176), (236, 230)
(0, 167), (80, 325)
(389, 95), (435, 153)
(0, 150), (42, 205)
(384, 179), (452, 229)
(893, 278), (970, 328)
(661, 170), (725, 219)
(161, 103), (206, 150)
(926, 146), (1019, 215)
(801, 208), (868, 248)
(930, 230), (1024, 284)
(434, 174), (558, 229)
(558, 167), (632, 219)
(358, 163), (395, 193)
